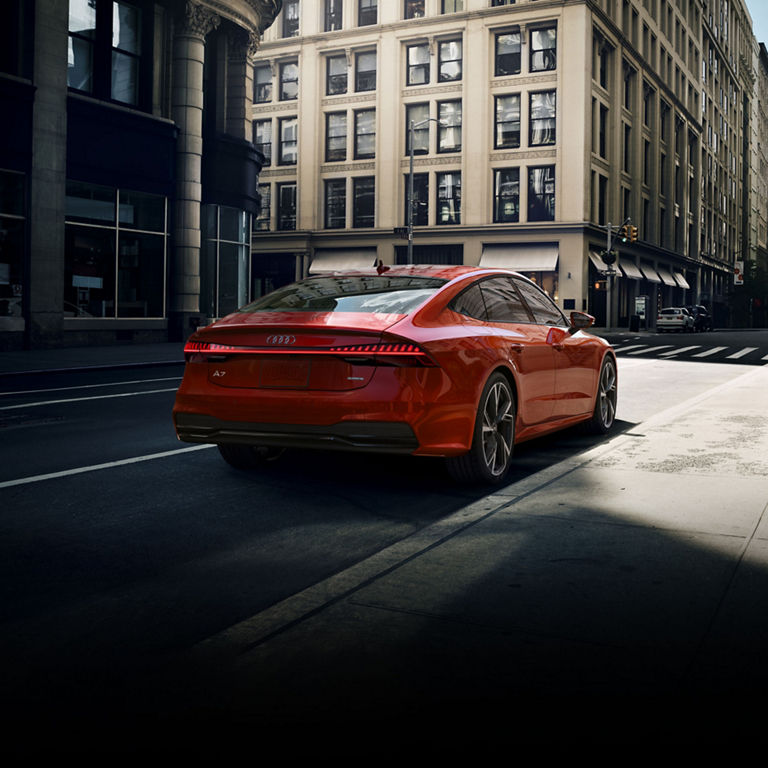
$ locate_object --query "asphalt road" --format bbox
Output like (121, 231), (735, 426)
(0, 351), (762, 752)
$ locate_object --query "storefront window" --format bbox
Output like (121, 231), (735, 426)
(64, 181), (167, 318)
(0, 170), (25, 320)
(201, 204), (251, 318)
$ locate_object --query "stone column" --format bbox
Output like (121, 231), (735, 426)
(226, 27), (260, 142)
(170, 0), (219, 340)
(28, 0), (68, 348)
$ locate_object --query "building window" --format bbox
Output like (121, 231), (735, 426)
(255, 184), (270, 230)
(111, 2), (141, 105)
(325, 0), (343, 31)
(406, 103), (429, 155)
(359, 0), (377, 26)
(64, 181), (167, 318)
(325, 179), (346, 228)
(277, 183), (297, 230)
(405, 173), (429, 226)
(494, 168), (519, 223)
(283, 0), (300, 37)
(438, 39), (462, 82)
(279, 60), (299, 100)
(530, 25), (557, 72)
(529, 91), (556, 146)
(406, 43), (430, 85)
(253, 119), (272, 166)
(0, 170), (25, 320)
(528, 166), (555, 221)
(355, 51), (376, 91)
(597, 103), (608, 157)
(405, 0), (425, 19)
(325, 112), (347, 161)
(623, 123), (631, 171)
(495, 30), (521, 76)
(442, 0), (463, 12)
(354, 109), (376, 159)
(67, 0), (149, 108)
(353, 177), (375, 227)
(278, 117), (298, 164)
(437, 172), (461, 225)
(438, 101), (462, 153)
(326, 54), (347, 95)
(494, 94), (520, 149)
(254, 64), (272, 102)
(201, 205), (251, 318)
(491, 0), (515, 6)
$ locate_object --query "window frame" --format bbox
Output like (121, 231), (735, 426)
(493, 167), (520, 223)
(404, 0), (425, 19)
(355, 50), (377, 91)
(278, 116), (298, 165)
(494, 93), (520, 149)
(354, 108), (376, 159)
(437, 100), (462, 154)
(276, 182), (297, 230)
(283, 0), (300, 37)
(324, 178), (347, 229)
(406, 42), (430, 86)
(436, 171), (461, 225)
(529, 90), (556, 147)
(358, 0), (377, 26)
(527, 165), (555, 222)
(406, 103), (430, 155)
(253, 119), (272, 166)
(494, 29), (521, 76)
(325, 111), (347, 162)
(326, 54), (348, 95)
(325, 0), (343, 32)
(279, 60), (299, 101)
(352, 176), (375, 228)
(438, 38), (462, 82)
(530, 25), (557, 72)
(254, 64), (272, 103)
(404, 172), (429, 226)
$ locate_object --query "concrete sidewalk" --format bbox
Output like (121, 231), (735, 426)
(170, 362), (768, 744)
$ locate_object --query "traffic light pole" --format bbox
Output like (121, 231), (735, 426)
(598, 217), (632, 330)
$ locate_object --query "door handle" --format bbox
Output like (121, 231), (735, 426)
(508, 343), (523, 353)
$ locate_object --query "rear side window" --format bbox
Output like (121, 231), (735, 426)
(450, 284), (487, 319)
(238, 275), (446, 314)
(479, 277), (532, 323)
(514, 278), (567, 326)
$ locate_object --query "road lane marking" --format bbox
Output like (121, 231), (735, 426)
(0, 444), (215, 489)
(0, 387), (179, 410)
(627, 345), (674, 355)
(0, 376), (182, 397)
(726, 347), (758, 359)
(659, 345), (701, 357)
(692, 346), (728, 358)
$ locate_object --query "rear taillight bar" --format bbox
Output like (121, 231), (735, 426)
(184, 340), (436, 367)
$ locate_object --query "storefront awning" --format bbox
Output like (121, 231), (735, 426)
(480, 244), (558, 272)
(656, 266), (678, 287)
(639, 263), (661, 283)
(618, 259), (644, 279)
(309, 248), (378, 274)
(672, 271), (690, 289)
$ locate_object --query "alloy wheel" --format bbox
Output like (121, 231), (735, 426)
(481, 380), (515, 477)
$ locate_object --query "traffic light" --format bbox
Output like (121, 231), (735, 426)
(618, 224), (629, 243)
(629, 225), (638, 242)
(600, 249), (616, 265)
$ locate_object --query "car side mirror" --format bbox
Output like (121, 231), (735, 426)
(568, 311), (595, 335)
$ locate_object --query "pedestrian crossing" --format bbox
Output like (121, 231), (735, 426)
(611, 340), (768, 365)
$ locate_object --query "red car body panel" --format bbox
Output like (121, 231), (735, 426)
(173, 266), (614, 457)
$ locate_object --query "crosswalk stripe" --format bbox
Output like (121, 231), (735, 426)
(659, 345), (701, 357)
(628, 345), (674, 355)
(692, 346), (728, 358)
(726, 347), (758, 359)
(613, 344), (648, 353)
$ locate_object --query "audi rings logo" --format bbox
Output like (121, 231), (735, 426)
(266, 334), (296, 346)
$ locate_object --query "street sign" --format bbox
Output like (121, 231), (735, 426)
(393, 227), (408, 239)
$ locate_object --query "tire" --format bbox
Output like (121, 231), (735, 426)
(446, 372), (516, 485)
(217, 443), (287, 470)
(587, 356), (617, 434)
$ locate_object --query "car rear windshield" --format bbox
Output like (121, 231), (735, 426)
(238, 275), (447, 314)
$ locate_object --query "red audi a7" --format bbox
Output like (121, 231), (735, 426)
(173, 265), (617, 484)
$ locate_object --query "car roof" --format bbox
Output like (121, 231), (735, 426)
(310, 264), (523, 282)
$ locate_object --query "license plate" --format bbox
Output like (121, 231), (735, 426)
(259, 359), (311, 388)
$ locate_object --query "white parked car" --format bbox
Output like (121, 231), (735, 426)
(657, 307), (694, 332)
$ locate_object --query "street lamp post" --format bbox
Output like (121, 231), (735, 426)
(407, 117), (443, 265)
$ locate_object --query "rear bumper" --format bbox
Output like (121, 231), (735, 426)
(174, 412), (418, 453)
